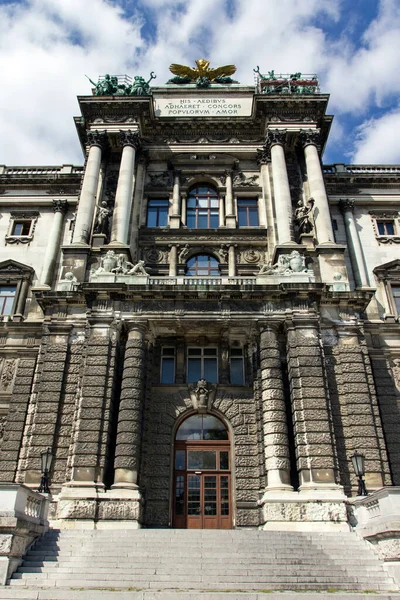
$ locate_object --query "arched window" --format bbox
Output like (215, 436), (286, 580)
(186, 255), (220, 277)
(187, 185), (219, 228)
(176, 414), (228, 441)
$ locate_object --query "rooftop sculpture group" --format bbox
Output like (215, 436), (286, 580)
(253, 67), (319, 95)
(86, 72), (156, 96)
(168, 59), (238, 88)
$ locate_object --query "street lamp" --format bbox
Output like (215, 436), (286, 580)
(38, 448), (53, 494)
(350, 450), (368, 496)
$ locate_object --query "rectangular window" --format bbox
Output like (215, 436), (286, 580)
(11, 221), (32, 236)
(377, 220), (396, 236)
(161, 347), (175, 383)
(187, 347), (218, 383)
(0, 286), (16, 316)
(230, 348), (245, 385)
(146, 199), (169, 227)
(392, 286), (400, 315)
(237, 198), (259, 227)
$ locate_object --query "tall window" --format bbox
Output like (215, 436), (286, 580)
(0, 286), (16, 316)
(160, 347), (175, 383)
(146, 199), (169, 227)
(230, 348), (245, 385)
(187, 185), (219, 228)
(186, 255), (220, 277)
(237, 198), (259, 226)
(187, 348), (218, 383)
(392, 286), (400, 315)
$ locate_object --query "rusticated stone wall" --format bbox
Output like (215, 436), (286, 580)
(325, 331), (391, 493)
(140, 386), (261, 528)
(0, 357), (37, 482)
(286, 319), (337, 487)
(370, 356), (400, 485)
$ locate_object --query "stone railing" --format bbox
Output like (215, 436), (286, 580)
(88, 273), (259, 286)
(351, 487), (400, 585)
(0, 165), (84, 176)
(0, 484), (50, 584)
(323, 164), (400, 175)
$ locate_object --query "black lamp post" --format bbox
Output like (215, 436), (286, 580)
(350, 450), (368, 496)
(38, 447), (53, 494)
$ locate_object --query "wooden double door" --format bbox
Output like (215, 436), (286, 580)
(173, 442), (232, 529)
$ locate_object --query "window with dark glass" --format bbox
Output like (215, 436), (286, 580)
(0, 286), (16, 316)
(161, 347), (175, 383)
(186, 255), (220, 277)
(230, 348), (245, 385)
(377, 220), (395, 236)
(392, 285), (400, 315)
(176, 414), (228, 440)
(11, 221), (32, 236)
(146, 199), (169, 227)
(237, 198), (259, 226)
(187, 185), (219, 228)
(187, 347), (218, 383)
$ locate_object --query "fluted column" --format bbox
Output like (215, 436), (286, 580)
(170, 171), (181, 229)
(40, 200), (68, 287)
(73, 130), (107, 244)
(111, 130), (140, 245)
(228, 245), (236, 277)
(224, 171), (236, 228)
(169, 245), (178, 276)
(257, 149), (274, 238)
(339, 199), (369, 288)
(260, 325), (292, 491)
(114, 323), (147, 488)
(300, 129), (335, 244)
(266, 130), (293, 244)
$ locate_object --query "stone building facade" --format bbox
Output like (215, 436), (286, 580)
(0, 69), (399, 530)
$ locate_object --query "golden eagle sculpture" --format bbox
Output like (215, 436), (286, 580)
(169, 59), (237, 82)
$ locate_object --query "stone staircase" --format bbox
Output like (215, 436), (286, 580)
(1, 529), (399, 599)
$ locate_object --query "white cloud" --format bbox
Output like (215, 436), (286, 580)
(351, 109), (400, 164)
(1, 0), (400, 165)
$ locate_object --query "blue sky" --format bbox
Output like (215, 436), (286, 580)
(0, 0), (399, 165)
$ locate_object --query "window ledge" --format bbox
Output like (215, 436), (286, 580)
(5, 235), (33, 245)
(376, 235), (400, 244)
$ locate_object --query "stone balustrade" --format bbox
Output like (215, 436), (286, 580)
(0, 484), (50, 584)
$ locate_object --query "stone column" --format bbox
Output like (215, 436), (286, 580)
(228, 245), (236, 277)
(339, 199), (369, 288)
(257, 149), (274, 241)
(72, 130), (107, 245)
(224, 171), (236, 228)
(110, 130), (140, 245)
(13, 279), (30, 321)
(266, 130), (294, 245)
(130, 152), (147, 262)
(286, 319), (338, 489)
(300, 130), (335, 245)
(260, 325), (292, 492)
(169, 171), (181, 229)
(114, 323), (147, 488)
(40, 200), (68, 287)
(169, 245), (178, 277)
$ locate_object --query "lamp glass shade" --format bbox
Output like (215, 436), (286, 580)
(40, 448), (53, 473)
(351, 451), (365, 477)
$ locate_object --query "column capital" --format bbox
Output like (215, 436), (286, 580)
(259, 322), (282, 335)
(124, 320), (148, 336)
(52, 199), (68, 214)
(299, 128), (322, 150)
(339, 198), (355, 214)
(120, 129), (141, 149)
(86, 129), (108, 150)
(265, 129), (287, 148)
(256, 147), (271, 166)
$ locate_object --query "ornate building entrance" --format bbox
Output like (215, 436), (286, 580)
(173, 414), (232, 529)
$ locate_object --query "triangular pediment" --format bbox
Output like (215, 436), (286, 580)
(0, 259), (34, 281)
(373, 259), (400, 280)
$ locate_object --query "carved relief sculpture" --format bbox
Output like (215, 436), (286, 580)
(259, 251), (308, 275)
(295, 198), (315, 235)
(188, 379), (217, 412)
